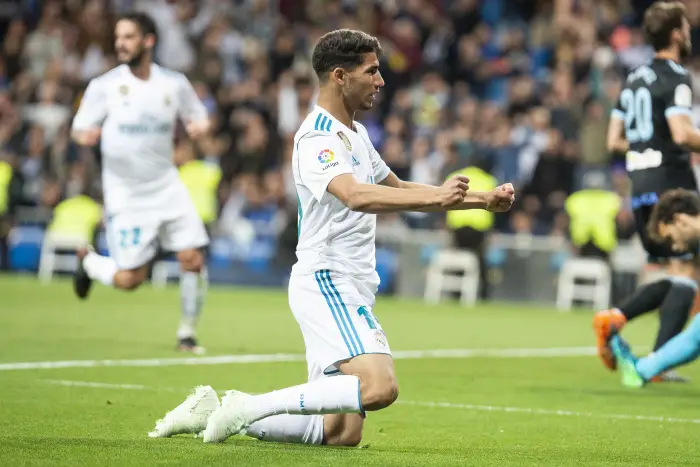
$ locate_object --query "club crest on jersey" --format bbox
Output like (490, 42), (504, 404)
(374, 331), (387, 348)
(337, 131), (352, 151)
(318, 149), (339, 171)
(119, 85), (128, 95)
(164, 95), (171, 106)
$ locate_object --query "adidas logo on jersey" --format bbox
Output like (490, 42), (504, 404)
(352, 155), (360, 166)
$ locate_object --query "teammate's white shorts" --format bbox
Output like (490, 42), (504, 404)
(104, 187), (209, 270)
(289, 269), (392, 382)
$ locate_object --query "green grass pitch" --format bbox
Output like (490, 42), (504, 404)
(1, 274), (700, 466)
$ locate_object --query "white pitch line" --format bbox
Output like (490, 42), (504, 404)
(42, 379), (151, 390)
(40, 379), (700, 426)
(0, 346), (608, 371)
(397, 400), (700, 425)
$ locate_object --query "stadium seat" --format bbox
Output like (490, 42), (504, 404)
(424, 249), (480, 306)
(8, 226), (44, 272)
(485, 247), (507, 268)
(37, 231), (87, 283)
(375, 247), (398, 294)
(555, 258), (611, 311)
(95, 230), (109, 256)
(209, 236), (235, 269)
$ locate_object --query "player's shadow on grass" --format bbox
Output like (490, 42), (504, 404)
(4, 436), (369, 452)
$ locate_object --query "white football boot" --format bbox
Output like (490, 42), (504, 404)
(202, 390), (253, 443)
(148, 385), (220, 438)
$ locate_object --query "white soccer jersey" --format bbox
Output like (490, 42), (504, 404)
(72, 63), (207, 214)
(291, 106), (392, 292)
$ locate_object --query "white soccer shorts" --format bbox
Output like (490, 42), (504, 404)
(104, 189), (209, 270)
(288, 270), (392, 381)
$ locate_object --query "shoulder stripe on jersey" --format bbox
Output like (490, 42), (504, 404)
(667, 60), (688, 75)
(665, 106), (693, 118)
(313, 113), (333, 132)
(295, 129), (315, 188)
(315, 271), (358, 356)
(296, 193), (303, 238)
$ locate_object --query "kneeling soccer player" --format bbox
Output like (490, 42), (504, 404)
(147, 29), (515, 445)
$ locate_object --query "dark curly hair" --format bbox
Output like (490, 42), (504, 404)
(311, 29), (382, 82)
(647, 188), (700, 242)
(643, 1), (686, 51)
(118, 12), (158, 42)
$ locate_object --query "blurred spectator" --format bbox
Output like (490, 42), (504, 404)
(564, 170), (621, 260)
(578, 97), (610, 169)
(175, 138), (222, 235)
(445, 158), (497, 300)
(0, 151), (19, 269)
(45, 188), (102, 247)
(0, 0), (691, 271)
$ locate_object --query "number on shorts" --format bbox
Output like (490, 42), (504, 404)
(357, 306), (381, 330)
(119, 227), (142, 248)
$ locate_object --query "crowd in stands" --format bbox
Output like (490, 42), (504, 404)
(4, 0), (700, 267)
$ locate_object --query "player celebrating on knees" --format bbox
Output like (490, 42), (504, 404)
(594, 1), (700, 381)
(70, 13), (211, 353)
(610, 189), (700, 387)
(148, 29), (515, 447)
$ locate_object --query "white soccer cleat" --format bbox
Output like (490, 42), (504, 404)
(202, 390), (253, 443)
(148, 385), (220, 438)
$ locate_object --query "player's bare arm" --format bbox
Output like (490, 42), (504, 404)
(185, 119), (211, 139)
(71, 127), (102, 146)
(606, 116), (629, 153)
(327, 173), (468, 213)
(71, 76), (107, 147)
(178, 73), (211, 140)
(379, 171), (516, 212)
(667, 113), (700, 151)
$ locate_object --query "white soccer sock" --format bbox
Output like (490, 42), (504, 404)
(177, 268), (208, 339)
(83, 252), (118, 286)
(245, 375), (362, 423)
(244, 414), (324, 445)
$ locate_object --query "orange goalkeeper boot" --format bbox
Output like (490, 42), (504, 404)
(592, 309), (627, 371)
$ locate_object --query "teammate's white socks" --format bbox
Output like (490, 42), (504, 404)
(83, 252), (118, 286)
(244, 414), (324, 445)
(177, 268), (208, 339)
(244, 375), (362, 422)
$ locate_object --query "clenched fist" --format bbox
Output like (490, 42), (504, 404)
(436, 175), (469, 207)
(485, 183), (515, 212)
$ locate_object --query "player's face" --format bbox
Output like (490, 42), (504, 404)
(678, 18), (692, 58)
(115, 20), (153, 66)
(345, 53), (384, 111)
(658, 221), (685, 251)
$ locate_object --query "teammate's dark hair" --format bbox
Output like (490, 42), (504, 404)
(311, 29), (382, 82)
(643, 1), (686, 51)
(648, 188), (700, 242)
(118, 12), (158, 42)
